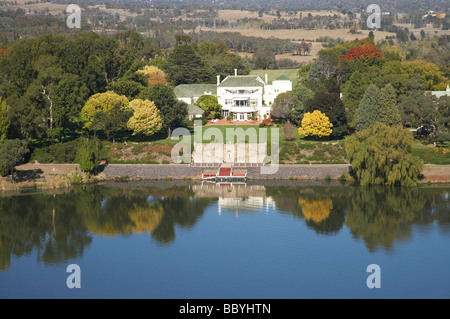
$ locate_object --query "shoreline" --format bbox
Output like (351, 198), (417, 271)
(1, 163), (449, 191)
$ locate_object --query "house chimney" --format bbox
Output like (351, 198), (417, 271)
(265, 74), (268, 84)
(217, 75), (220, 85)
(234, 69), (237, 76)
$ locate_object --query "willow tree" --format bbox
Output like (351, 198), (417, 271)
(345, 123), (423, 186)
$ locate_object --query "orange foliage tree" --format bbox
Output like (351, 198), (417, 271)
(339, 46), (384, 64)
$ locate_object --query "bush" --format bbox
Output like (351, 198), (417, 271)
(0, 139), (29, 177)
(283, 123), (295, 141)
(31, 147), (53, 164)
(259, 118), (272, 127)
(75, 138), (104, 173)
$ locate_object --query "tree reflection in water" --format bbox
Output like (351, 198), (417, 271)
(0, 183), (448, 271)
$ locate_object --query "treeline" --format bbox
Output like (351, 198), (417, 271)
(272, 35), (450, 143)
(191, 31), (297, 55)
(0, 31), (257, 174)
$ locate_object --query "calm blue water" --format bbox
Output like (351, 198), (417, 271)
(0, 181), (449, 299)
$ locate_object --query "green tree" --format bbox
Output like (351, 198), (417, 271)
(0, 98), (9, 142)
(289, 84), (314, 125)
(355, 84), (380, 131)
(80, 91), (131, 142)
(378, 84), (401, 126)
(165, 44), (215, 86)
(0, 139), (29, 179)
(195, 95), (222, 119)
(75, 137), (103, 173)
(345, 123), (424, 186)
(271, 91), (293, 122)
(342, 70), (368, 129)
(435, 96), (450, 144)
(139, 84), (187, 137)
(305, 91), (348, 138)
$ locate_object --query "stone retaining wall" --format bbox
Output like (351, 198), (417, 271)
(100, 164), (352, 180)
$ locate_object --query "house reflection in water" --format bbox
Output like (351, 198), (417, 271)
(192, 182), (276, 216)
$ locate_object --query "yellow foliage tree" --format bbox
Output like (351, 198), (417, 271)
(127, 99), (163, 136)
(298, 110), (333, 139)
(136, 65), (167, 86)
(80, 91), (129, 129)
(124, 204), (164, 234)
(298, 198), (333, 224)
(400, 60), (449, 91)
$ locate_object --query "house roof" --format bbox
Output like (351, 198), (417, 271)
(174, 84), (217, 98)
(218, 75), (264, 87)
(187, 104), (205, 115)
(431, 91), (450, 98)
(273, 75), (291, 81)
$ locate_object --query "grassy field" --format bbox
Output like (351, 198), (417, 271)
(217, 9), (348, 23)
(204, 27), (396, 43)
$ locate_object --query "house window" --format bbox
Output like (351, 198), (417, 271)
(223, 110), (229, 117)
(225, 99), (233, 105)
(235, 100), (249, 107)
(240, 113), (245, 120)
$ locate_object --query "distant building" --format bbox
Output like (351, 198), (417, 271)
(431, 85), (450, 98)
(174, 69), (292, 121)
(187, 104), (205, 120)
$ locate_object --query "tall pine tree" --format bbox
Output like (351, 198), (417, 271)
(342, 70), (368, 129)
(355, 84), (380, 131)
(378, 83), (401, 126)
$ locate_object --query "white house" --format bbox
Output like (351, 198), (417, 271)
(174, 70), (293, 121)
(431, 85), (450, 99)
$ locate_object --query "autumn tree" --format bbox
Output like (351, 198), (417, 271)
(298, 110), (333, 139)
(136, 65), (168, 86)
(400, 60), (449, 91)
(127, 99), (163, 137)
(305, 91), (347, 137)
(345, 123), (424, 186)
(298, 198), (333, 224)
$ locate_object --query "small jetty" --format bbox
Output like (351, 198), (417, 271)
(202, 164), (247, 182)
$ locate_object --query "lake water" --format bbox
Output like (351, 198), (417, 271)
(0, 181), (449, 299)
